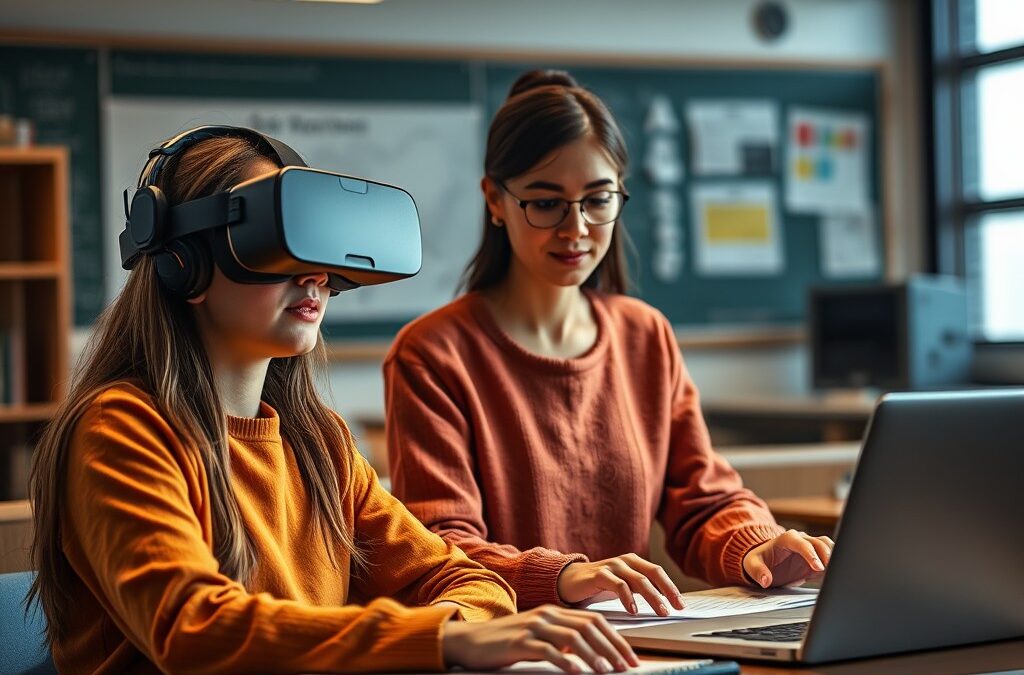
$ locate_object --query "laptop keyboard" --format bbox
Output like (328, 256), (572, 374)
(694, 620), (810, 643)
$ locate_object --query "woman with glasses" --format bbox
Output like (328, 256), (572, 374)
(384, 70), (834, 620)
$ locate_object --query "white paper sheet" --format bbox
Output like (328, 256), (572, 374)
(820, 209), (880, 277)
(786, 107), (870, 214)
(587, 586), (818, 622)
(691, 181), (783, 276)
(686, 100), (778, 176)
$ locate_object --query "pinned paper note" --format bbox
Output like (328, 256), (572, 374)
(691, 182), (783, 276)
(686, 100), (778, 176)
(820, 209), (880, 277)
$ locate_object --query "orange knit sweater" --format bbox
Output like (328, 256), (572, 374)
(55, 383), (515, 674)
(384, 290), (785, 609)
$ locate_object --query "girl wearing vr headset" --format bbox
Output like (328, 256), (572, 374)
(385, 71), (835, 616)
(29, 129), (640, 673)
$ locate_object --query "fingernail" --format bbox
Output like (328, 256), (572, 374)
(597, 657), (613, 673)
(676, 594), (685, 606)
(630, 602), (638, 614)
(659, 603), (669, 615)
(760, 575), (770, 587)
(812, 559), (824, 571)
(616, 659), (629, 671)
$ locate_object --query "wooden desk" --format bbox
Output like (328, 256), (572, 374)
(716, 443), (858, 504)
(640, 637), (1024, 673)
(0, 499), (32, 573)
(765, 496), (845, 532)
(703, 394), (876, 444)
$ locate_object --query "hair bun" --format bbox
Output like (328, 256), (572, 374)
(507, 69), (579, 98)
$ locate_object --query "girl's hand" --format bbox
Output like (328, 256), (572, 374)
(742, 529), (836, 588)
(442, 605), (639, 673)
(557, 553), (685, 616)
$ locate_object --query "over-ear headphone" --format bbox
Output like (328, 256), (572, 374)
(123, 125), (307, 298)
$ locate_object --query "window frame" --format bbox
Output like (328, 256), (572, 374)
(928, 0), (1024, 345)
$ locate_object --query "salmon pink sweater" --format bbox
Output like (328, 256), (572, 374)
(384, 290), (785, 609)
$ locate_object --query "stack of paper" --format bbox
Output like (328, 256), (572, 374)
(586, 586), (818, 622)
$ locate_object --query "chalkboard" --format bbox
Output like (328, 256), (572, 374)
(2, 44), (884, 335)
(0, 45), (102, 325)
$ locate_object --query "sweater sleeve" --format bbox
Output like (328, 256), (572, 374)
(384, 352), (587, 610)
(654, 320), (786, 586)
(346, 447), (517, 622)
(62, 389), (476, 674)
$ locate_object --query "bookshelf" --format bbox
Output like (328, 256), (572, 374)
(0, 146), (71, 504)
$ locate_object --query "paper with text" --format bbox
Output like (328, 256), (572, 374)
(587, 586), (817, 621)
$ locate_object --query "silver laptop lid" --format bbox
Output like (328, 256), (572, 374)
(802, 388), (1024, 663)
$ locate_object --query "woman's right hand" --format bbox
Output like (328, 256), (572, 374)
(441, 605), (640, 673)
(557, 554), (685, 616)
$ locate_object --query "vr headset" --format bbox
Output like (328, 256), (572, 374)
(119, 125), (422, 298)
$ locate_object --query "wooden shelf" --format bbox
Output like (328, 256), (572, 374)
(1, 145), (70, 504)
(0, 262), (61, 279)
(0, 499), (31, 524)
(0, 146), (69, 164)
(0, 403), (59, 423)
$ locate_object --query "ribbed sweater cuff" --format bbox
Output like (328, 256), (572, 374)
(721, 523), (787, 586)
(515, 550), (589, 609)
(378, 604), (462, 671)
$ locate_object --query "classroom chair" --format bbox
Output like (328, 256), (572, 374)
(0, 571), (56, 675)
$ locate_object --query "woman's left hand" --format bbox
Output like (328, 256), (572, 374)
(742, 529), (835, 588)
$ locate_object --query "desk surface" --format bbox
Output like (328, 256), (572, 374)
(764, 496), (845, 527)
(640, 637), (1024, 673)
(702, 394), (877, 421)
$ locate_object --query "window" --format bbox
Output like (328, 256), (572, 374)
(931, 0), (1024, 342)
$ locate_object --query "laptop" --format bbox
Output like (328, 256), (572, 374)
(620, 389), (1024, 663)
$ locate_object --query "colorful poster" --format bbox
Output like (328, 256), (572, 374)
(786, 107), (869, 214)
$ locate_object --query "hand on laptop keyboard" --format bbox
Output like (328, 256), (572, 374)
(742, 529), (834, 588)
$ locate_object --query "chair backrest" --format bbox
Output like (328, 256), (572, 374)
(0, 571), (56, 675)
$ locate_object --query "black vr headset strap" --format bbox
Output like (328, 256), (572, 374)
(136, 125), (306, 187)
(120, 192), (242, 269)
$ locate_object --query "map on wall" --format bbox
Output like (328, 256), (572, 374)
(104, 98), (483, 323)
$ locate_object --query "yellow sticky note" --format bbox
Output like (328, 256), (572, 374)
(704, 204), (771, 243)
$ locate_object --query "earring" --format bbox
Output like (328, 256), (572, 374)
(491, 216), (505, 227)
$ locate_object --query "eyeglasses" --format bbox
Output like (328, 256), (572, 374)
(498, 181), (629, 230)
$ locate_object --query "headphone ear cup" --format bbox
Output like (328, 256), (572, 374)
(128, 186), (168, 252)
(155, 237), (213, 299)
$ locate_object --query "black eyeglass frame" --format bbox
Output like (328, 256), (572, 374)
(497, 180), (630, 229)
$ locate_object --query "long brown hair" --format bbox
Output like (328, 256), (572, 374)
(28, 135), (363, 643)
(462, 69), (632, 294)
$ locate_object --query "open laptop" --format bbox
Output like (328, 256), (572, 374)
(620, 388), (1024, 663)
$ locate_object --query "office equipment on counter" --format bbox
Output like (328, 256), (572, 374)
(810, 275), (972, 391)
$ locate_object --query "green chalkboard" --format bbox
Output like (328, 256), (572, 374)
(0, 45), (102, 325)
(484, 63), (884, 327)
(2, 44), (883, 334)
